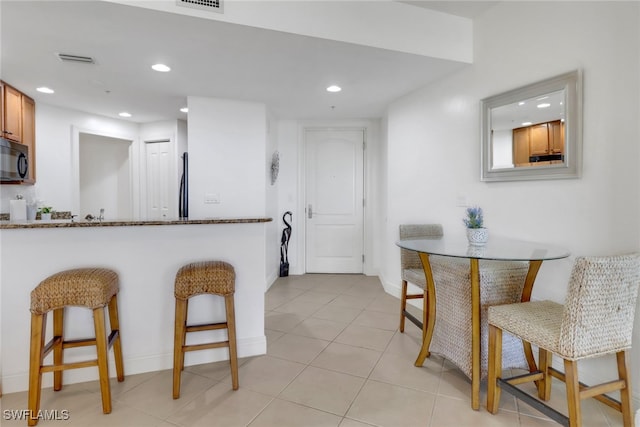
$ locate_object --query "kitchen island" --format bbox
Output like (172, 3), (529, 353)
(0, 217), (272, 394)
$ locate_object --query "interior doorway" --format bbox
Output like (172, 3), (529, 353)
(305, 128), (365, 273)
(79, 132), (133, 220)
(144, 139), (174, 220)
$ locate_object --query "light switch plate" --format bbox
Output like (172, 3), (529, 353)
(205, 193), (220, 204)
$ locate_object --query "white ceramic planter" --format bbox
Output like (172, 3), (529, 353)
(40, 213), (52, 221)
(466, 227), (489, 246)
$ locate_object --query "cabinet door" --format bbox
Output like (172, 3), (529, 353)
(529, 123), (549, 156)
(21, 95), (36, 183)
(513, 127), (530, 166)
(548, 120), (564, 154)
(2, 84), (22, 142)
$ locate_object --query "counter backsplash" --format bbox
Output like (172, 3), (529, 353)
(0, 211), (72, 221)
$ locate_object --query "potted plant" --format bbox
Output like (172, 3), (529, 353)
(463, 206), (488, 245)
(39, 206), (53, 221)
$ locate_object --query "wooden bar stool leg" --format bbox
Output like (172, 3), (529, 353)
(564, 359), (581, 427)
(538, 348), (552, 400)
(52, 308), (64, 391)
(616, 351), (633, 427)
(93, 307), (112, 414)
(399, 280), (408, 332)
(486, 324), (502, 414)
(181, 299), (189, 371)
(173, 298), (188, 399)
(225, 295), (239, 390)
(28, 312), (46, 427)
(107, 295), (125, 382)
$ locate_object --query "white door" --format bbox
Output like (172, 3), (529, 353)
(145, 140), (172, 220)
(305, 129), (364, 273)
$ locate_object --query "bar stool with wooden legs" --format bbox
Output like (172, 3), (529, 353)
(487, 254), (640, 427)
(173, 261), (239, 399)
(28, 268), (125, 426)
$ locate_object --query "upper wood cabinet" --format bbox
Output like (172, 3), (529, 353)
(512, 127), (530, 166)
(2, 83), (23, 143)
(21, 95), (36, 183)
(548, 120), (565, 154)
(512, 120), (565, 166)
(1, 81), (36, 184)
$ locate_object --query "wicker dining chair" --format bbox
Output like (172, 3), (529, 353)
(487, 254), (640, 427)
(398, 224), (443, 333)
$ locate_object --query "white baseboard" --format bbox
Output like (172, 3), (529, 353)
(1, 335), (266, 395)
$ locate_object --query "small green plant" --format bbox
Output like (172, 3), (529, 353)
(463, 206), (484, 229)
(39, 206), (53, 214)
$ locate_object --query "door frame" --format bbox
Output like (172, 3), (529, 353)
(71, 126), (138, 219)
(295, 120), (379, 276)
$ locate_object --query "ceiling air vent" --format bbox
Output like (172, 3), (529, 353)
(176, 0), (223, 14)
(57, 53), (95, 64)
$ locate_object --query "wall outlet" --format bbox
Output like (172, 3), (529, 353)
(456, 195), (468, 207)
(204, 193), (220, 204)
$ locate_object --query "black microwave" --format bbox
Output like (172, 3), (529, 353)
(0, 138), (29, 181)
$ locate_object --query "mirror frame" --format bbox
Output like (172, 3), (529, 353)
(480, 70), (582, 182)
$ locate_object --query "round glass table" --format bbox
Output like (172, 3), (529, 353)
(397, 235), (570, 410)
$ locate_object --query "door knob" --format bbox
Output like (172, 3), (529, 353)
(308, 204), (313, 219)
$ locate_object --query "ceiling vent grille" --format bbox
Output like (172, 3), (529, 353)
(57, 53), (95, 64)
(176, 0), (223, 13)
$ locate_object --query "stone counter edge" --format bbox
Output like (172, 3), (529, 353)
(0, 217), (273, 229)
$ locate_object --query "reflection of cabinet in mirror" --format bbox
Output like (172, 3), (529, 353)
(513, 120), (564, 167)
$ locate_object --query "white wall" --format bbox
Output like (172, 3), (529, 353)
(79, 133), (132, 220)
(276, 120), (300, 275)
(187, 97), (267, 219)
(265, 111), (280, 286)
(381, 1), (640, 402)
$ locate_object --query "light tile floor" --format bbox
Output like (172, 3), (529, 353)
(1, 274), (627, 426)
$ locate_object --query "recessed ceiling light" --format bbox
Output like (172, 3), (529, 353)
(36, 87), (55, 94)
(326, 85), (342, 93)
(522, 121), (533, 126)
(180, 107), (188, 113)
(151, 64), (171, 72)
(119, 112), (132, 118)
(518, 101), (525, 106)
(537, 103), (551, 109)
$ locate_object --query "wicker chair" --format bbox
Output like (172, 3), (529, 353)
(487, 254), (640, 427)
(398, 224), (443, 333)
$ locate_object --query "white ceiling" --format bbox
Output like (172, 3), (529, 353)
(0, 1), (496, 123)
(401, 1), (499, 18)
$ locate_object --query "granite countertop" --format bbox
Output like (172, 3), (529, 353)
(0, 217), (272, 229)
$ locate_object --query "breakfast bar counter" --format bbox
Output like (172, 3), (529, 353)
(0, 217), (272, 394)
(0, 217), (271, 229)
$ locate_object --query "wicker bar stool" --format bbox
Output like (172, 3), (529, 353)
(28, 268), (124, 426)
(173, 261), (238, 399)
(487, 254), (640, 427)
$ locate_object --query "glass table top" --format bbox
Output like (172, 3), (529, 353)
(397, 235), (570, 261)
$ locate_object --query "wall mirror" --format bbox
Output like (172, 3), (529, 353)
(480, 70), (582, 182)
